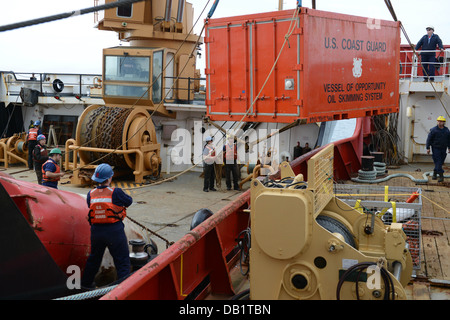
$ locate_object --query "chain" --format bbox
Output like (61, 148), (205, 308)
(126, 215), (174, 249)
(82, 106), (133, 168)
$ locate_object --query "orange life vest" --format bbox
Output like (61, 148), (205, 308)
(28, 127), (39, 141)
(205, 144), (215, 156)
(203, 144), (216, 164)
(88, 187), (127, 224)
(42, 159), (60, 182)
(224, 141), (237, 161)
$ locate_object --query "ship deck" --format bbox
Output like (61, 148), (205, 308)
(342, 163), (450, 300)
(1, 161), (449, 300)
(0, 164), (246, 253)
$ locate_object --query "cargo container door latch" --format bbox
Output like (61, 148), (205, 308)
(275, 95), (291, 101)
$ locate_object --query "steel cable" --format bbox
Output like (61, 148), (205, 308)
(0, 0), (146, 33)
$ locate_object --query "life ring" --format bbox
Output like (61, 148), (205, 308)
(52, 79), (64, 93)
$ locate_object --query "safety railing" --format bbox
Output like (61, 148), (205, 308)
(307, 144), (334, 217)
(163, 76), (206, 104)
(0, 71), (103, 98)
(400, 49), (450, 81)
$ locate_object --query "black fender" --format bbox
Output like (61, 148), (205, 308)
(190, 208), (213, 230)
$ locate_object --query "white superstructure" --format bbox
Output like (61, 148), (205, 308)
(398, 48), (450, 163)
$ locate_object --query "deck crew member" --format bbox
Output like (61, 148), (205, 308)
(293, 141), (303, 159)
(415, 26), (444, 82)
(33, 134), (48, 185)
(42, 148), (65, 189)
(26, 120), (42, 170)
(302, 142), (312, 155)
(223, 135), (240, 191)
(426, 116), (450, 182)
(81, 163), (132, 289)
(203, 136), (217, 192)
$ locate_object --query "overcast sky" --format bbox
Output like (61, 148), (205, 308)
(0, 0), (448, 74)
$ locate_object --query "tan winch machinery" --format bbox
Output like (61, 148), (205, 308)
(249, 145), (413, 300)
(0, 133), (28, 168)
(66, 105), (161, 184)
(65, 0), (201, 183)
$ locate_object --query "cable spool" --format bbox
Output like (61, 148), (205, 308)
(316, 215), (356, 248)
(356, 161), (386, 180)
(2, 133), (28, 165)
(75, 105), (161, 179)
(374, 162), (387, 176)
(357, 169), (377, 180)
(16, 141), (26, 154)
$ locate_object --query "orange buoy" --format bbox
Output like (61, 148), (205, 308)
(406, 191), (419, 203)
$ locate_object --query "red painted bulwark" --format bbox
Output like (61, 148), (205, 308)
(102, 192), (251, 300)
(206, 8), (400, 123)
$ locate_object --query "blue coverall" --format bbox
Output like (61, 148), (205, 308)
(426, 125), (450, 174)
(81, 186), (133, 288)
(415, 34), (444, 80)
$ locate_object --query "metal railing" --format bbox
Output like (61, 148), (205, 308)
(1, 71), (103, 97)
(400, 49), (450, 81)
(163, 76), (206, 104)
(307, 144), (334, 216)
(1, 71), (207, 104)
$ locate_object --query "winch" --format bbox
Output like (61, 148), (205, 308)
(65, 105), (161, 184)
(129, 239), (158, 272)
(0, 132), (28, 167)
(249, 145), (413, 300)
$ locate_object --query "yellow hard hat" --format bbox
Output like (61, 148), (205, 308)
(437, 116), (446, 122)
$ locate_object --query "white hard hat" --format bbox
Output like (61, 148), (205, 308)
(205, 136), (213, 142)
(426, 26), (434, 30)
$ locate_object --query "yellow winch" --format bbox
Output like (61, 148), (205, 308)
(249, 145), (413, 300)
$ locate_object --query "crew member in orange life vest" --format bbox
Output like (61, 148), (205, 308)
(203, 136), (217, 192)
(26, 120), (42, 169)
(42, 148), (65, 189)
(81, 163), (132, 288)
(223, 134), (240, 191)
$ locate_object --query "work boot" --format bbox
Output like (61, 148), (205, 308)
(438, 173), (444, 183)
(432, 171), (437, 180)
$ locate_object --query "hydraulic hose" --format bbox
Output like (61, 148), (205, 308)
(336, 262), (395, 300)
(351, 171), (449, 184)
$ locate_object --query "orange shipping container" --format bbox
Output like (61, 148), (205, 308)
(205, 8), (400, 124)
